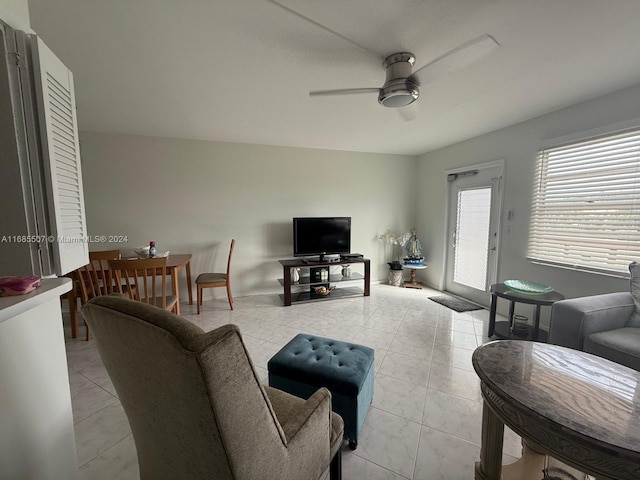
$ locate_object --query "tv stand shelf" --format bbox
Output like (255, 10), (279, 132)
(278, 258), (370, 306)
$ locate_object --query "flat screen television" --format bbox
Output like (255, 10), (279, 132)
(293, 217), (351, 260)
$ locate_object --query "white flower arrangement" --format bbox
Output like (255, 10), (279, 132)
(377, 229), (412, 269)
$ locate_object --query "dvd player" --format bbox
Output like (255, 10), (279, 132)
(340, 253), (364, 259)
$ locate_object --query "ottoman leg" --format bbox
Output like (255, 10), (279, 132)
(348, 439), (358, 450)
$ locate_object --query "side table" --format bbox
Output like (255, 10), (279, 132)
(403, 264), (428, 289)
(488, 283), (564, 342)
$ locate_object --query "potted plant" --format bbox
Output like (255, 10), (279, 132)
(377, 229), (411, 286)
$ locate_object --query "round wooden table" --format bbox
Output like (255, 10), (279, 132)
(473, 340), (640, 480)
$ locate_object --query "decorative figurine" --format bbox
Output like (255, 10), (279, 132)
(403, 228), (424, 266)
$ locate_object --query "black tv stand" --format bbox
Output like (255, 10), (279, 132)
(278, 257), (370, 306)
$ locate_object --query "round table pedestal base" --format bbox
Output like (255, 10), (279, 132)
(403, 265), (427, 289)
(501, 443), (546, 480)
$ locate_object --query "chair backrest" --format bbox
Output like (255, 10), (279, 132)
(226, 239), (235, 278)
(76, 249), (121, 303)
(81, 295), (289, 480)
(108, 257), (170, 309)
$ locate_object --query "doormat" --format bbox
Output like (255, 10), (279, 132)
(428, 294), (482, 312)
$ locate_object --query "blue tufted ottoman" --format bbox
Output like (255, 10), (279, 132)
(268, 333), (374, 449)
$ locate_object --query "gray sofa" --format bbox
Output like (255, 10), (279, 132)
(548, 291), (640, 370)
(549, 262), (640, 371)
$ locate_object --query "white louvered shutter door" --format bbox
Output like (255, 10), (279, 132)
(31, 36), (88, 275)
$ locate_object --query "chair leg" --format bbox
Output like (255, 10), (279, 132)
(68, 295), (78, 339)
(226, 283), (233, 310)
(329, 447), (342, 480)
(85, 319), (92, 341)
(197, 285), (202, 314)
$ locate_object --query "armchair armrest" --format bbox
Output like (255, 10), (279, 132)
(264, 385), (332, 443)
(265, 385), (342, 479)
(548, 292), (635, 350)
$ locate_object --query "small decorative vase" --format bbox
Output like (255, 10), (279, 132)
(341, 265), (351, 277)
(291, 268), (300, 283)
(388, 269), (403, 287)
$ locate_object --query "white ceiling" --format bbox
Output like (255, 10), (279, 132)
(28, 0), (640, 156)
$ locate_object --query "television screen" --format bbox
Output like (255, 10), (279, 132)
(293, 217), (351, 258)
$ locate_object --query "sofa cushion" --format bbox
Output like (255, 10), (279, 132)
(584, 327), (640, 371)
(627, 261), (640, 327)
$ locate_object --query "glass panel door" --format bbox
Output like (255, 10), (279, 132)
(445, 165), (502, 306)
(453, 187), (492, 290)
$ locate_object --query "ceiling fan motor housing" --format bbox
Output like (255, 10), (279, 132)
(378, 52), (419, 107)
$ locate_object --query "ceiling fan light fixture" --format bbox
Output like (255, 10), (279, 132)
(378, 79), (419, 107)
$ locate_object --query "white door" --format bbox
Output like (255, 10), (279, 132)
(444, 164), (502, 306)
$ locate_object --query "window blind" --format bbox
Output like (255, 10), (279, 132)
(527, 128), (640, 276)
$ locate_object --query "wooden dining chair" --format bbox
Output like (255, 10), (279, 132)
(108, 257), (178, 314)
(196, 239), (235, 313)
(73, 249), (122, 340)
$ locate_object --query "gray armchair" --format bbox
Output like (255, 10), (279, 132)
(82, 295), (343, 480)
(548, 292), (640, 371)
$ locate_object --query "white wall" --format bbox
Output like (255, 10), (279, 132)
(0, 279), (78, 480)
(0, 0), (30, 31)
(80, 132), (417, 300)
(81, 81), (640, 307)
(417, 83), (640, 307)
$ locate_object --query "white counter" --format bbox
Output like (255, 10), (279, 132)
(0, 277), (78, 480)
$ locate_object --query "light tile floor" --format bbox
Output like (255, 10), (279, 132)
(64, 284), (525, 480)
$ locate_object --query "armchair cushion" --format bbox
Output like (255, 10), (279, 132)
(627, 261), (640, 327)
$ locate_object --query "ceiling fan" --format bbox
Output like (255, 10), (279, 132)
(264, 0), (500, 110)
(310, 34), (500, 108)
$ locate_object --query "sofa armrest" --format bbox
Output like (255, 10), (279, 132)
(548, 292), (635, 350)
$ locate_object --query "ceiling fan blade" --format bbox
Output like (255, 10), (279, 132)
(412, 34), (500, 85)
(310, 88), (380, 97)
(266, 0), (384, 61)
